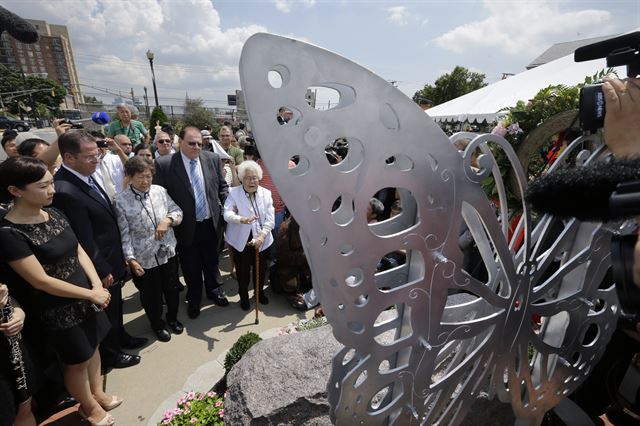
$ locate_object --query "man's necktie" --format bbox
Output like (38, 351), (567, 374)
(190, 159), (207, 221)
(88, 176), (107, 201)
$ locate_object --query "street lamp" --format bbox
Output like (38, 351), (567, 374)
(146, 49), (159, 108)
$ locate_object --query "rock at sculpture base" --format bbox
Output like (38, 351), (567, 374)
(225, 323), (516, 425)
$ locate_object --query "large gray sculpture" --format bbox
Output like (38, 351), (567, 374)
(239, 33), (619, 425)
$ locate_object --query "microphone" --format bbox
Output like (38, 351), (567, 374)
(525, 159), (640, 222)
(0, 6), (39, 44)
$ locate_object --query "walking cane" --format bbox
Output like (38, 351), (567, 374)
(254, 246), (260, 324)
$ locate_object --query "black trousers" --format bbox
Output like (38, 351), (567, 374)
(132, 256), (179, 329)
(100, 280), (123, 365)
(231, 244), (269, 300)
(178, 219), (220, 306)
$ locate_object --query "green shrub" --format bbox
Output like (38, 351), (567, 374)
(223, 332), (262, 374)
(149, 106), (169, 140)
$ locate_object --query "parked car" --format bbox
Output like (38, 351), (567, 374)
(0, 116), (31, 132)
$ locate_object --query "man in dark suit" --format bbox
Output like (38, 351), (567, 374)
(53, 131), (147, 371)
(154, 126), (229, 318)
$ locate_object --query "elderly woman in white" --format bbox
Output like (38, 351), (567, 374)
(224, 160), (275, 311)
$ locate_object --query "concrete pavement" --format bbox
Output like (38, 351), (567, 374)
(41, 252), (313, 426)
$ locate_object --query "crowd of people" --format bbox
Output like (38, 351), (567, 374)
(0, 102), (377, 426)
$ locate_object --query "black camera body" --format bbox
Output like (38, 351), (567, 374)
(95, 139), (108, 148)
(60, 118), (84, 129)
(575, 31), (640, 132)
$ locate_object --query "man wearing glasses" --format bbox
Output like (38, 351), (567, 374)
(53, 131), (147, 371)
(153, 127), (230, 319)
(154, 131), (176, 159)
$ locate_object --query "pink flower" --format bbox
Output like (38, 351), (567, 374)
(190, 417), (198, 423)
(507, 123), (523, 135)
(218, 409), (225, 418)
(185, 401), (191, 408)
(162, 420), (171, 425)
(163, 409), (174, 419)
(187, 391), (195, 400)
(215, 400), (223, 407)
(207, 391), (215, 397)
(491, 125), (507, 137)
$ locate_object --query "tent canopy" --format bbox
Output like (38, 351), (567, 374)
(426, 53), (625, 123)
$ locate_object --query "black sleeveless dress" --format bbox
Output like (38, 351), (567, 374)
(0, 208), (110, 365)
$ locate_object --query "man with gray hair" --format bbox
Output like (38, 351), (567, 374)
(154, 131), (176, 159)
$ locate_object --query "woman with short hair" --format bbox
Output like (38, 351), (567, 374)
(223, 160), (275, 310)
(113, 157), (183, 342)
(106, 104), (149, 146)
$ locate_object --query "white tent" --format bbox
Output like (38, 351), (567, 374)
(426, 53), (625, 123)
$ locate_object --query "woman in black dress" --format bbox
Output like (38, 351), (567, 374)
(0, 157), (119, 426)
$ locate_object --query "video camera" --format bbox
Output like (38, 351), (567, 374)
(575, 31), (640, 132)
(59, 118), (84, 129)
(573, 33), (640, 328)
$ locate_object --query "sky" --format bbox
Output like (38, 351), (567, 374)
(3, 0), (639, 109)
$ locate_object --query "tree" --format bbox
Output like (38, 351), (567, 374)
(83, 95), (103, 107)
(181, 97), (215, 130)
(413, 66), (487, 106)
(149, 106), (169, 140)
(0, 68), (66, 118)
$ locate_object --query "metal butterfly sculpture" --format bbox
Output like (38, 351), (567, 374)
(239, 33), (619, 425)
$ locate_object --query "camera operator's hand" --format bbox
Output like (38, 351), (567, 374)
(602, 76), (640, 158)
(53, 118), (72, 136)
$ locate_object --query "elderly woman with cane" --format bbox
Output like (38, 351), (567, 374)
(223, 160), (275, 312)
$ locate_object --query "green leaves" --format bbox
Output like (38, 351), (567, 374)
(413, 66), (488, 106)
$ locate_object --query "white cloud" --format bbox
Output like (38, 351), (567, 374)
(274, 0), (317, 14)
(3, 0), (267, 105)
(387, 6), (409, 26)
(435, 0), (614, 56)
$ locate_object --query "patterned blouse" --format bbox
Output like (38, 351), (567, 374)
(114, 184), (183, 269)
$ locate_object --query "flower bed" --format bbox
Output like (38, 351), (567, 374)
(159, 391), (225, 426)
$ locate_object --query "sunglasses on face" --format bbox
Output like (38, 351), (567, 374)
(157, 139), (172, 144)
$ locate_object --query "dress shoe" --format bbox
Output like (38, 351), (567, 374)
(167, 320), (184, 334)
(187, 304), (201, 319)
(258, 292), (269, 305)
(113, 353), (141, 369)
(207, 290), (229, 307)
(154, 327), (171, 342)
(240, 298), (250, 311)
(98, 395), (123, 411)
(121, 334), (148, 350)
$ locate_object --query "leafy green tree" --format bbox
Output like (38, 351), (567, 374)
(0, 68), (66, 118)
(83, 95), (103, 107)
(413, 66), (487, 106)
(149, 106), (169, 139)
(182, 97), (215, 130)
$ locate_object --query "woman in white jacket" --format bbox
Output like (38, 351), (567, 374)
(223, 160), (275, 310)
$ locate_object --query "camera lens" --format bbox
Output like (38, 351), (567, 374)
(579, 83), (606, 132)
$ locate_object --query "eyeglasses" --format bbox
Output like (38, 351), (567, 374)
(157, 139), (172, 145)
(186, 141), (203, 147)
(243, 176), (259, 181)
(77, 153), (101, 161)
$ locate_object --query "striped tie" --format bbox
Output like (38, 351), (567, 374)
(190, 159), (207, 221)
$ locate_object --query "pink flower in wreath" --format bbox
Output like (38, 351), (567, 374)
(218, 409), (225, 418)
(491, 124), (508, 137)
(190, 417), (198, 423)
(215, 400), (223, 407)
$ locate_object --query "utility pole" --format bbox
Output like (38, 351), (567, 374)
(143, 86), (150, 117)
(130, 87), (136, 105)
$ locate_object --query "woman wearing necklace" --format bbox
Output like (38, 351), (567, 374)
(224, 160), (275, 311)
(0, 157), (118, 426)
(106, 104), (149, 147)
(113, 157), (183, 342)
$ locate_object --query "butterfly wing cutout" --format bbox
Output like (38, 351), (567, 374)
(239, 33), (619, 425)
